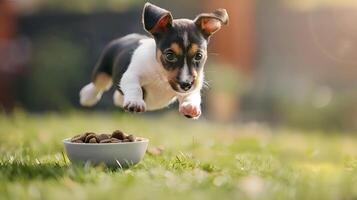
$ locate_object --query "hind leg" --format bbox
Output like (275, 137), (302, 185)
(79, 73), (112, 106)
(113, 90), (124, 107)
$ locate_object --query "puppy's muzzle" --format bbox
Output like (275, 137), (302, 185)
(178, 81), (194, 91)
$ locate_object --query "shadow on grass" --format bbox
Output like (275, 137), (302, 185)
(0, 162), (68, 181)
(0, 161), (128, 182)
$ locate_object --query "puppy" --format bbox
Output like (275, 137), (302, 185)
(79, 3), (228, 119)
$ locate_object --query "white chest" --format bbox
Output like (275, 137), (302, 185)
(115, 38), (178, 110)
(142, 78), (177, 110)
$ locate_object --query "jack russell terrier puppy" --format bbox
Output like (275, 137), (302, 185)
(79, 2), (228, 119)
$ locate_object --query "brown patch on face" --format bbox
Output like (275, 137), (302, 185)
(156, 49), (162, 62)
(188, 43), (199, 57)
(165, 68), (180, 91)
(94, 73), (112, 90)
(192, 67), (205, 89)
(191, 67), (198, 80)
(170, 43), (183, 55)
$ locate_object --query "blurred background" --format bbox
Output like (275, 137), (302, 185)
(1, 0), (357, 131)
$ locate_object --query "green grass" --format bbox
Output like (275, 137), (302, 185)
(1, 111), (357, 200)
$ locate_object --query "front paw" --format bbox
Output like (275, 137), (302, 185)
(179, 102), (201, 119)
(123, 99), (146, 113)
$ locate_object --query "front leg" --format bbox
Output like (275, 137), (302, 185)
(178, 90), (202, 119)
(120, 74), (146, 113)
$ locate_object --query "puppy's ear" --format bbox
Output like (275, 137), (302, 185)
(142, 2), (173, 35)
(194, 9), (229, 37)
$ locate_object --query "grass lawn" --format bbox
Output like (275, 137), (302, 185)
(1, 111), (357, 200)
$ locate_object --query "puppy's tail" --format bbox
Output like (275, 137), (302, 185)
(79, 83), (103, 107)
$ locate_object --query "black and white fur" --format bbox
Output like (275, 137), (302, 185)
(80, 3), (228, 119)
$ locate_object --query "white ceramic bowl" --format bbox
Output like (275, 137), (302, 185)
(63, 138), (149, 168)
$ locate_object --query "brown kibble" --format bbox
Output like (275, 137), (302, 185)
(78, 135), (87, 141)
(110, 138), (121, 143)
(127, 134), (136, 142)
(70, 134), (81, 142)
(70, 133), (89, 142)
(112, 130), (126, 140)
(97, 134), (110, 141)
(71, 130), (141, 143)
(85, 134), (98, 143)
(84, 132), (95, 137)
(89, 138), (98, 143)
(99, 138), (112, 143)
(84, 134), (93, 143)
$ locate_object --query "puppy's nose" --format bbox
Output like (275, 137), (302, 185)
(179, 81), (193, 91)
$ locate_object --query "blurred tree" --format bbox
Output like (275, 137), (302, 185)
(24, 36), (87, 110)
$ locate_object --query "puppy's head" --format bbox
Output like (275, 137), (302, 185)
(142, 3), (229, 94)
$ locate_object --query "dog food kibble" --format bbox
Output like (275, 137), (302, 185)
(97, 134), (110, 141)
(89, 138), (97, 143)
(70, 130), (140, 143)
(84, 134), (97, 143)
(71, 134), (86, 142)
(127, 134), (136, 142)
(110, 138), (121, 143)
(112, 130), (126, 140)
(99, 139), (112, 143)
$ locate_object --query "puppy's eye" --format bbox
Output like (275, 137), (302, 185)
(164, 52), (177, 62)
(194, 52), (203, 61)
